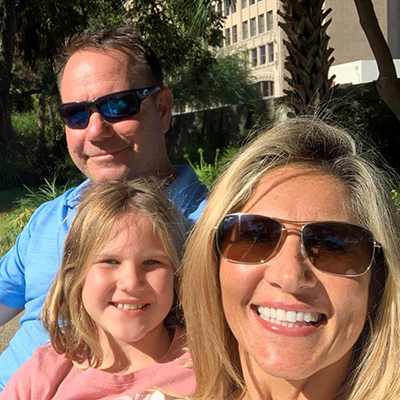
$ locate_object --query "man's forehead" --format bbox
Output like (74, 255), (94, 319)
(60, 49), (151, 100)
(65, 48), (139, 75)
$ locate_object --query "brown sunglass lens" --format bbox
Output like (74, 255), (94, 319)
(302, 222), (375, 275)
(218, 215), (282, 263)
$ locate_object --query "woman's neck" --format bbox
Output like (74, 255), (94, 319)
(237, 347), (351, 400)
(97, 325), (173, 374)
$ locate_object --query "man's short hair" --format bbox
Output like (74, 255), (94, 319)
(55, 25), (164, 91)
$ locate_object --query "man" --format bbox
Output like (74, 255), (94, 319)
(0, 26), (207, 390)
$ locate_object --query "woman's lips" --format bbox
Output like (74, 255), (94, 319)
(253, 305), (326, 328)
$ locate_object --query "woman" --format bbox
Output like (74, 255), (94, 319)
(181, 117), (400, 400)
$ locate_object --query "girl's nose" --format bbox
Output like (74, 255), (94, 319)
(116, 263), (146, 293)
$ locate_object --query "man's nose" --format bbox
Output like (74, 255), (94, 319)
(86, 109), (115, 142)
(263, 234), (318, 293)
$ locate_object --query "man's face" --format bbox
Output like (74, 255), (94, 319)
(60, 49), (173, 181)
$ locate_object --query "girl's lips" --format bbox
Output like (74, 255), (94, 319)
(110, 302), (148, 311)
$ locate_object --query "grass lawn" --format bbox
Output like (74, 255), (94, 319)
(0, 187), (28, 213)
(0, 186), (33, 258)
(0, 187), (29, 354)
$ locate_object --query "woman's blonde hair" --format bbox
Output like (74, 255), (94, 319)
(42, 178), (188, 368)
(181, 116), (400, 400)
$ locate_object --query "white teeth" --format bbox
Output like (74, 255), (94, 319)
(257, 306), (323, 327)
(296, 311), (304, 321)
(116, 303), (146, 310)
(304, 312), (313, 322)
(286, 311), (297, 322)
(276, 309), (286, 321)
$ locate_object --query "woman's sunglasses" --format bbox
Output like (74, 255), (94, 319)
(59, 87), (160, 129)
(216, 213), (382, 277)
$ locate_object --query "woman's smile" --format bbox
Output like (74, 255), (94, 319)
(220, 166), (370, 381)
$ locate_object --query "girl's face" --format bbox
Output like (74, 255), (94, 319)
(219, 167), (371, 386)
(81, 214), (175, 351)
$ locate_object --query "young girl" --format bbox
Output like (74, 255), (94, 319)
(1, 179), (194, 399)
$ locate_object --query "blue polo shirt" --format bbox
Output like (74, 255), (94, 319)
(0, 165), (207, 391)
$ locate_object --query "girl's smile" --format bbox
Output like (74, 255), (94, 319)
(81, 214), (175, 360)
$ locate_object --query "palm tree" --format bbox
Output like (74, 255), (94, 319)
(277, 0), (335, 114)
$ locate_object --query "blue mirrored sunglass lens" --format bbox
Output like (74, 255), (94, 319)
(60, 106), (89, 128)
(98, 94), (138, 120)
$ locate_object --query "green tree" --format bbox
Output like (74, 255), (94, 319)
(14, 0), (128, 144)
(170, 50), (262, 110)
(0, 0), (16, 159)
(277, 0), (335, 114)
(126, 0), (260, 108)
(126, 0), (224, 76)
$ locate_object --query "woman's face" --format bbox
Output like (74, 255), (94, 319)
(219, 166), (371, 382)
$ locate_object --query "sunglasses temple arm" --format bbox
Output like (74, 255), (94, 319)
(136, 87), (161, 100)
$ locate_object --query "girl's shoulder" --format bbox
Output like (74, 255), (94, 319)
(33, 343), (72, 365)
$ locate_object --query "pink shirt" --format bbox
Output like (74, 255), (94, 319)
(0, 327), (195, 400)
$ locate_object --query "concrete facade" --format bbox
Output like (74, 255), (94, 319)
(220, 0), (400, 95)
(330, 59), (400, 85)
(325, 0), (400, 64)
(219, 0), (286, 97)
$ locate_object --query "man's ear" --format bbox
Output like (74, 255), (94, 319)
(157, 88), (174, 134)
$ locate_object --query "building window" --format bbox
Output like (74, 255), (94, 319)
(217, 1), (222, 12)
(261, 81), (274, 97)
(258, 14), (265, 34)
(225, 28), (231, 46)
(242, 21), (248, 40)
(224, 0), (230, 16)
(251, 48), (257, 67)
(268, 42), (274, 62)
(259, 45), (266, 64)
(250, 0), (255, 4)
(232, 25), (238, 43)
(232, 1), (237, 12)
(242, 0), (247, 8)
(267, 11), (273, 31)
(250, 17), (256, 37)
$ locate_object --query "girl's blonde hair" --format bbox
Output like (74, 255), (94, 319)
(42, 178), (188, 368)
(181, 116), (400, 400)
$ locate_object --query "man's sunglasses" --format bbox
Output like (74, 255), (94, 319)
(216, 213), (382, 277)
(59, 87), (160, 129)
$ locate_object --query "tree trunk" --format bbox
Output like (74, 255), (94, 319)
(0, 0), (16, 158)
(277, 0), (335, 115)
(47, 103), (56, 141)
(353, 0), (400, 121)
(37, 94), (46, 147)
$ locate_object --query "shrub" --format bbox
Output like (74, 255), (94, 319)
(185, 146), (241, 189)
(0, 176), (76, 257)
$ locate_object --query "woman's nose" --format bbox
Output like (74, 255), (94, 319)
(263, 234), (318, 293)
